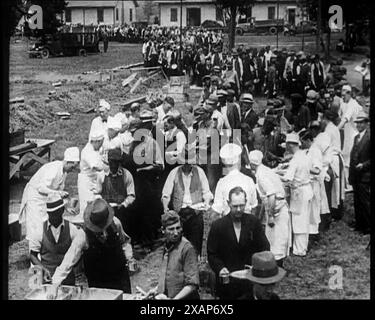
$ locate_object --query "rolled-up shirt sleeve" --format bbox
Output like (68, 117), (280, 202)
(28, 229), (43, 253)
(161, 167), (178, 203)
(52, 229), (87, 285)
(124, 170), (135, 204)
(182, 243), (199, 288)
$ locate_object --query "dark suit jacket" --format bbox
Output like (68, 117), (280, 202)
(349, 129), (371, 185)
(242, 108), (259, 130)
(207, 214), (270, 275)
(226, 103), (241, 130)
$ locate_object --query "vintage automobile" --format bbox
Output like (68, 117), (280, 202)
(283, 21), (317, 36)
(236, 18), (285, 35)
(28, 32), (100, 59)
(201, 20), (226, 32)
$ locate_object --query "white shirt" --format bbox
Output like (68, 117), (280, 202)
(211, 109), (225, 134)
(324, 121), (341, 153)
(339, 98), (362, 132)
(256, 164), (285, 199)
(80, 143), (104, 177)
(162, 165), (213, 208)
(89, 116), (108, 142)
(26, 161), (67, 201)
(283, 150), (312, 187)
(118, 130), (134, 154)
(156, 105), (171, 124)
(212, 169), (258, 216)
(28, 220), (80, 253)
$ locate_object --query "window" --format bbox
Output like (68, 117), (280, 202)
(65, 9), (71, 23)
(98, 8), (104, 23)
(129, 8), (133, 22)
(268, 6), (275, 20)
(116, 8), (119, 21)
(171, 8), (177, 22)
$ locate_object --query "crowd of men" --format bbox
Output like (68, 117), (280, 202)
(18, 38), (370, 299)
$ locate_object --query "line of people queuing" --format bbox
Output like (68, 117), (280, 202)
(19, 45), (370, 300)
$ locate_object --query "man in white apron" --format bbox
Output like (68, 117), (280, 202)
(77, 129), (105, 222)
(89, 99), (110, 141)
(18, 147), (80, 241)
(322, 110), (345, 219)
(338, 85), (363, 191)
(281, 133), (313, 257)
(248, 150), (291, 267)
(300, 130), (323, 244)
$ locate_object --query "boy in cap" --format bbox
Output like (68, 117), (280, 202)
(19, 147), (80, 241)
(149, 211), (200, 300)
(48, 198), (134, 298)
(29, 193), (81, 286)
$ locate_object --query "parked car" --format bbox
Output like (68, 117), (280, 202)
(236, 18), (284, 35)
(28, 32), (100, 58)
(201, 20), (225, 32)
(283, 21), (317, 36)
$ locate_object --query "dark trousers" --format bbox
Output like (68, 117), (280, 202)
(179, 208), (204, 256)
(353, 182), (371, 231)
(217, 277), (253, 300)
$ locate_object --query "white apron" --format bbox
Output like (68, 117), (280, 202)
(289, 184), (313, 234)
(330, 151), (345, 209)
(309, 178), (321, 234)
(264, 200), (292, 260)
(77, 173), (98, 220)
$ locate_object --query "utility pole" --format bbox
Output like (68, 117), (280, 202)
(317, 0), (321, 52)
(179, 0), (183, 75)
(276, 0), (280, 49)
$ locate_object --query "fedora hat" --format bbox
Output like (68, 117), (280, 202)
(240, 251), (286, 285)
(84, 198), (114, 233)
(46, 193), (65, 213)
(285, 133), (301, 145)
(354, 110), (369, 122)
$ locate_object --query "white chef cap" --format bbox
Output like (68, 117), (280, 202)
(248, 150), (263, 166)
(220, 143), (242, 165)
(64, 147), (80, 162)
(98, 99), (111, 111)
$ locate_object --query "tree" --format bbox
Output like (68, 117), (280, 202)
(8, 0), (67, 38)
(216, 0), (254, 50)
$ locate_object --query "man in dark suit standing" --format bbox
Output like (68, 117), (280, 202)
(349, 111), (371, 235)
(241, 93), (259, 130)
(207, 187), (270, 300)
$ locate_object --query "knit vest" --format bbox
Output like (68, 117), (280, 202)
(40, 220), (72, 277)
(172, 166), (203, 213)
(101, 170), (127, 204)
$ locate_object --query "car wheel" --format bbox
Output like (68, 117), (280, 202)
(41, 48), (50, 59)
(269, 27), (277, 35)
(79, 48), (87, 57)
(236, 28), (244, 36)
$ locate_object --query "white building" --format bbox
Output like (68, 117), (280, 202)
(64, 1), (139, 26)
(156, 0), (219, 27)
(157, 0), (304, 27)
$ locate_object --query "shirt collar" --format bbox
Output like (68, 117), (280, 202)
(47, 221), (64, 230)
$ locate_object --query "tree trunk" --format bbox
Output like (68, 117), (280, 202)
(228, 6), (237, 50)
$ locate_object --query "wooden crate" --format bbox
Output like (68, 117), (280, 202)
(9, 130), (25, 148)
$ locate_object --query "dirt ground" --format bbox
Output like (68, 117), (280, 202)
(8, 37), (370, 300)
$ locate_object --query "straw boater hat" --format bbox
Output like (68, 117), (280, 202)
(306, 90), (318, 103)
(139, 109), (154, 123)
(354, 110), (369, 123)
(84, 198), (114, 233)
(240, 93), (254, 104)
(285, 133), (301, 146)
(46, 193), (65, 214)
(243, 251), (286, 285)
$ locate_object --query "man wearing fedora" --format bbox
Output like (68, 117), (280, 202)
(49, 198), (134, 297)
(29, 193), (81, 286)
(241, 93), (259, 131)
(349, 111), (370, 234)
(280, 133), (313, 257)
(162, 149), (213, 257)
(150, 211), (200, 300)
(208, 186), (270, 300)
(245, 251), (286, 300)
